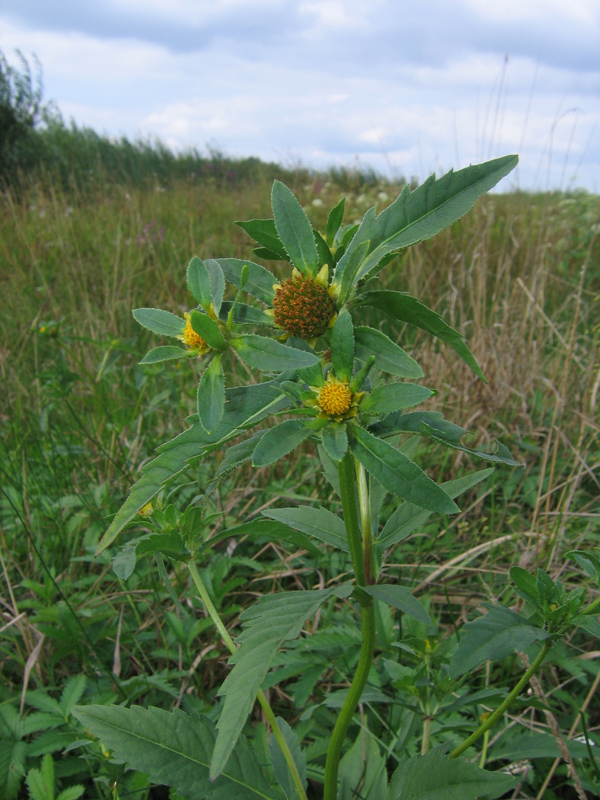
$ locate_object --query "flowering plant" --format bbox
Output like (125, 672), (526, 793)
(71, 154), (599, 799)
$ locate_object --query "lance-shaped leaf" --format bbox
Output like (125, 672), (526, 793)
(132, 308), (185, 338)
(252, 419), (315, 467)
(349, 426), (459, 514)
(388, 750), (515, 800)
(362, 585), (430, 624)
(235, 219), (290, 262)
(354, 290), (485, 381)
(219, 301), (276, 327)
(205, 259), (225, 315)
(139, 345), (187, 364)
(197, 354), (225, 433)
(325, 196), (346, 246)
(330, 309), (354, 382)
(263, 506), (349, 552)
(72, 706), (277, 800)
(333, 206), (376, 298)
(360, 383), (433, 415)
(355, 155), (519, 287)
(113, 532), (190, 580)
(354, 327), (423, 379)
(210, 517), (322, 558)
(190, 311), (228, 351)
(232, 334), (319, 372)
(271, 181), (318, 276)
(321, 422), (348, 462)
(314, 229), (332, 268)
(449, 603), (550, 677)
(216, 258), (278, 304)
(211, 584), (354, 779)
(269, 717), (307, 800)
(95, 383), (290, 554)
(187, 256), (212, 310)
(376, 469), (493, 551)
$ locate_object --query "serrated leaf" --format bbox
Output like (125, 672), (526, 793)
(321, 423), (348, 462)
(215, 431), (266, 478)
(356, 155), (519, 286)
(314, 229), (332, 268)
(330, 309), (354, 382)
(190, 311), (228, 351)
(232, 334), (319, 372)
(187, 256), (212, 309)
(362, 585), (430, 624)
(219, 301), (275, 327)
(72, 706), (277, 800)
(354, 326), (423, 378)
(349, 426), (459, 514)
(361, 383), (433, 415)
(271, 181), (318, 276)
(140, 345), (187, 364)
(269, 717), (307, 800)
(449, 603), (549, 677)
(333, 207), (376, 300)
(236, 219), (290, 262)
(388, 750), (515, 800)
(263, 506), (349, 552)
(216, 258), (278, 304)
(211, 585), (353, 778)
(132, 308), (185, 338)
(59, 675), (87, 716)
(377, 469), (493, 550)
(113, 532), (189, 580)
(252, 420), (314, 467)
(212, 518), (322, 557)
(354, 290), (485, 381)
(95, 383), (290, 554)
(26, 754), (54, 800)
(197, 354), (225, 433)
(339, 727), (388, 800)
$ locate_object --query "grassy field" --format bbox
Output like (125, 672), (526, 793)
(1, 163), (599, 799)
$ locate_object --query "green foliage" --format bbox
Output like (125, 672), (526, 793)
(271, 180), (319, 277)
(269, 717), (307, 800)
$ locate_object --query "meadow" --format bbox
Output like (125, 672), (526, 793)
(1, 155), (599, 799)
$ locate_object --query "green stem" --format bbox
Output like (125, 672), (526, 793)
(582, 596), (600, 616)
(355, 459), (374, 583)
(450, 640), (552, 759)
(187, 561), (308, 800)
(323, 452), (376, 800)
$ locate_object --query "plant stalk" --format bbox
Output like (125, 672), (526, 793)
(323, 452), (376, 800)
(187, 561), (308, 800)
(355, 459), (374, 583)
(450, 640), (552, 759)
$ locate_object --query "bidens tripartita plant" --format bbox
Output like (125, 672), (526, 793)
(72, 154), (598, 800)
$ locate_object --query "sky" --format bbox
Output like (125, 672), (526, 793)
(1, 0), (599, 192)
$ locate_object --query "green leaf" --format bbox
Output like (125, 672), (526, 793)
(269, 717), (307, 800)
(377, 469), (493, 550)
(321, 423), (348, 462)
(354, 290), (485, 381)
(354, 327), (423, 379)
(360, 383), (433, 415)
(449, 603), (550, 677)
(187, 256), (212, 310)
(356, 155), (519, 285)
(197, 354), (225, 433)
(205, 259), (226, 315)
(388, 750), (515, 800)
(139, 345), (188, 364)
(113, 532), (189, 580)
(0, 706), (26, 800)
(211, 585), (354, 778)
(263, 506), (349, 552)
(314, 229), (332, 268)
(72, 706), (277, 800)
(362, 585), (430, 624)
(232, 335), (319, 372)
(490, 731), (591, 762)
(236, 219), (290, 262)
(339, 728), (388, 800)
(271, 181), (318, 276)
(219, 301), (275, 327)
(333, 207), (376, 299)
(217, 258), (277, 304)
(325, 197), (345, 246)
(349, 426), (459, 514)
(56, 785), (85, 800)
(132, 307), (185, 338)
(95, 383), (290, 555)
(510, 566), (541, 608)
(252, 420), (314, 467)
(215, 431), (266, 478)
(330, 309), (354, 382)
(213, 518), (323, 558)
(567, 549), (600, 583)
(190, 311), (228, 351)
(25, 754), (55, 800)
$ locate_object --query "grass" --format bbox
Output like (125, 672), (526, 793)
(1, 161), (599, 799)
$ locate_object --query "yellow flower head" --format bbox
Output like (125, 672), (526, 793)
(179, 313), (207, 350)
(318, 377), (353, 417)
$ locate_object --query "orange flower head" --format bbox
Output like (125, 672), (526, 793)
(273, 275), (335, 339)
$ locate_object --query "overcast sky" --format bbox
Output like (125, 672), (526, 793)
(1, 0), (599, 191)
